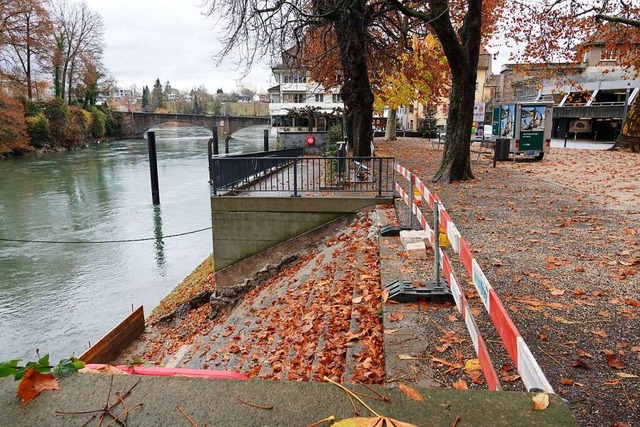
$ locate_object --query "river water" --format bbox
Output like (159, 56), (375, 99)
(0, 124), (272, 362)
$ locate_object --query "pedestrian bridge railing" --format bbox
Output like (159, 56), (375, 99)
(210, 151), (395, 197)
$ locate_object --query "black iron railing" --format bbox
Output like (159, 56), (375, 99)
(210, 154), (395, 197)
(209, 147), (304, 193)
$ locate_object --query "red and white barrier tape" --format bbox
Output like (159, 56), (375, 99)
(394, 163), (554, 393)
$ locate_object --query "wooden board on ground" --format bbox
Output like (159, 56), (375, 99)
(80, 306), (145, 364)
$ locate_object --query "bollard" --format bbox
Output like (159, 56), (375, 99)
(564, 132), (567, 148)
(225, 135), (230, 154)
(212, 126), (219, 155)
(263, 129), (269, 152)
(147, 131), (160, 205)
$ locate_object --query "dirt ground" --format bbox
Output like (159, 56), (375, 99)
(376, 138), (640, 427)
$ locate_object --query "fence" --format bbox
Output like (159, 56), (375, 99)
(394, 163), (554, 394)
(211, 153), (395, 197)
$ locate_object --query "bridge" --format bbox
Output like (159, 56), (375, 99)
(122, 112), (271, 138)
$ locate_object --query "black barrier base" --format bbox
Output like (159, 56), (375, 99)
(379, 225), (423, 236)
(385, 279), (455, 303)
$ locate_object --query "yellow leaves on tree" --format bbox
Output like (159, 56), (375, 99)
(16, 367), (59, 405)
(373, 35), (449, 114)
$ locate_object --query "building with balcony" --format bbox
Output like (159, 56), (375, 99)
(490, 40), (639, 140)
(268, 55), (343, 134)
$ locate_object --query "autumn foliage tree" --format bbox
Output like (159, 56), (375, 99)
(374, 34), (449, 140)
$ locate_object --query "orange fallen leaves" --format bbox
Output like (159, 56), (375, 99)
(16, 368), (59, 405)
(398, 383), (424, 401)
(602, 350), (625, 370)
(532, 392), (549, 411)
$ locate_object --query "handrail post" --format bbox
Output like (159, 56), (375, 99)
(377, 157), (383, 197)
(292, 158), (299, 197)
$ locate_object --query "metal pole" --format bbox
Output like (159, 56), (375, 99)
(622, 83), (631, 130)
(147, 131), (160, 205)
(433, 202), (440, 286)
(408, 173), (415, 227)
(564, 132), (567, 148)
(207, 136), (213, 184)
(212, 126), (219, 156)
(263, 129), (269, 152)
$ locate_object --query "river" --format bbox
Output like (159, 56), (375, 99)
(0, 124), (273, 362)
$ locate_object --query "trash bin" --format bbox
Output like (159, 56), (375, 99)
(495, 138), (510, 160)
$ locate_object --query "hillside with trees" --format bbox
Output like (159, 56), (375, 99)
(0, 0), (120, 157)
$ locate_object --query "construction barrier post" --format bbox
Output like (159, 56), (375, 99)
(433, 202), (440, 286)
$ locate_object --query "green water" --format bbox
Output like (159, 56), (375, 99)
(0, 124), (271, 362)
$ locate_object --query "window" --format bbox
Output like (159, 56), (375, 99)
(332, 94), (340, 103)
(601, 49), (615, 61)
(294, 93), (305, 103)
(315, 93), (324, 102)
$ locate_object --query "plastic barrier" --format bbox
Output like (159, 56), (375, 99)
(394, 163), (554, 394)
(83, 364), (249, 380)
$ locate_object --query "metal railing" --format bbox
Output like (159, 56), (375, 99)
(211, 155), (395, 197)
(209, 147), (303, 193)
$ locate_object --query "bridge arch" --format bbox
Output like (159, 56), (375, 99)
(122, 112), (270, 139)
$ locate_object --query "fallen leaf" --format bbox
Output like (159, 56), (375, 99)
(452, 378), (468, 390)
(576, 349), (593, 359)
(352, 296), (363, 304)
(602, 350), (625, 369)
(388, 311), (404, 322)
(617, 372), (638, 379)
(532, 392), (549, 411)
(384, 329), (398, 335)
(591, 329), (608, 338)
(559, 378), (574, 385)
(431, 357), (463, 369)
(381, 289), (390, 304)
(550, 288), (565, 296)
(333, 416), (417, 427)
(16, 368), (59, 405)
(397, 354), (420, 361)
(553, 316), (575, 324)
(624, 298), (640, 307)
(398, 383), (424, 401)
(569, 358), (590, 369)
(463, 359), (481, 372)
(604, 379), (620, 386)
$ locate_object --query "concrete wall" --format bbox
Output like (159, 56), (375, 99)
(211, 196), (393, 277)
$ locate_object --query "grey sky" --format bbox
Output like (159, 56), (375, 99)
(86, 0), (509, 94)
(84, 0), (272, 94)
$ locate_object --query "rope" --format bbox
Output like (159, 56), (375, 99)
(0, 226), (212, 245)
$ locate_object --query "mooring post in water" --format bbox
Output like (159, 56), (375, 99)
(212, 125), (219, 156)
(147, 131), (160, 205)
(263, 129), (269, 152)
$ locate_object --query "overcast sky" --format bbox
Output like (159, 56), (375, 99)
(84, 0), (272, 94)
(85, 0), (509, 94)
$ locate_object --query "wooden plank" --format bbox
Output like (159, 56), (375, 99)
(80, 306), (145, 364)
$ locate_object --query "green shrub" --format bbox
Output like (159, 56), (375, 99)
(90, 108), (106, 138)
(103, 109), (123, 137)
(325, 123), (343, 157)
(44, 98), (70, 146)
(26, 112), (51, 148)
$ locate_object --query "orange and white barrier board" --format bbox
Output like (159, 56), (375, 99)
(393, 163), (554, 393)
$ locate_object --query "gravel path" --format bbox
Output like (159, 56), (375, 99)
(376, 137), (640, 427)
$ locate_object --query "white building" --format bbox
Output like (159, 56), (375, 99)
(268, 53), (343, 132)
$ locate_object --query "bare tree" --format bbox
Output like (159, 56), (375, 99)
(201, 0), (403, 156)
(2, 0), (52, 99)
(49, 0), (104, 103)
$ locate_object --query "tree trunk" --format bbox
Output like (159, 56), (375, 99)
(385, 109), (397, 140)
(429, 1), (482, 183)
(334, 2), (373, 157)
(26, 15), (32, 100)
(613, 92), (640, 152)
(433, 72), (476, 182)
